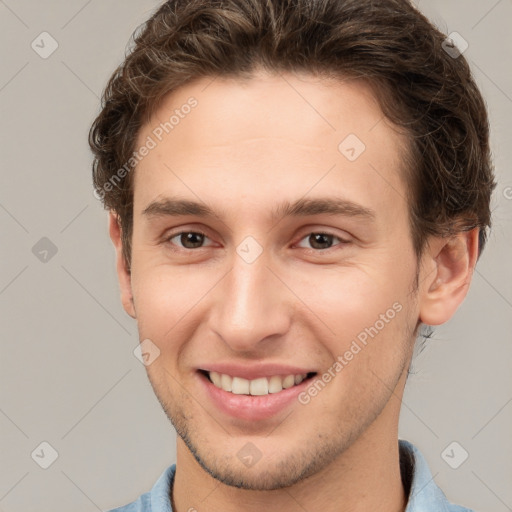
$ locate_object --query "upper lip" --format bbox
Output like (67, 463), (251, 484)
(198, 363), (316, 380)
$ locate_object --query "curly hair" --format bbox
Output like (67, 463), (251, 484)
(89, 0), (496, 269)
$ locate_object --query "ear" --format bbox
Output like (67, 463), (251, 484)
(108, 211), (136, 319)
(419, 228), (479, 326)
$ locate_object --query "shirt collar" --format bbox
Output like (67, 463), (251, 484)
(400, 439), (456, 511)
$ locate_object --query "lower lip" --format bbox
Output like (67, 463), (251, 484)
(198, 372), (313, 422)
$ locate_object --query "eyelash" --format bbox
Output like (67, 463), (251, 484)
(164, 230), (349, 253)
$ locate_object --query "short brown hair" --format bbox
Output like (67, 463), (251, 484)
(89, 0), (496, 269)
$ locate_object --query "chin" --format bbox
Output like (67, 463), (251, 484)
(176, 417), (355, 491)
(186, 444), (321, 491)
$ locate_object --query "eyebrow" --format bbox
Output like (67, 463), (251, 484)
(141, 196), (376, 223)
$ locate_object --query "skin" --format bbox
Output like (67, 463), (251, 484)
(109, 71), (479, 512)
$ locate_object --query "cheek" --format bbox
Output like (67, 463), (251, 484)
(130, 257), (219, 341)
(286, 261), (417, 393)
(286, 260), (412, 338)
(292, 267), (414, 409)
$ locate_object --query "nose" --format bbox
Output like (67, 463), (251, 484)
(208, 252), (291, 353)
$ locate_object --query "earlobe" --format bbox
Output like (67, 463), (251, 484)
(108, 212), (136, 319)
(419, 228), (479, 326)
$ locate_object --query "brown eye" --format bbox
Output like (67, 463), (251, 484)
(296, 232), (348, 251)
(308, 233), (334, 249)
(168, 231), (210, 249)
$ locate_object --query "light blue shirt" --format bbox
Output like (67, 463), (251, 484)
(108, 439), (475, 512)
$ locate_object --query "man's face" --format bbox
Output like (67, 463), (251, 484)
(124, 72), (422, 489)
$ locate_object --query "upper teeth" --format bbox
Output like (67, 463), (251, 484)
(208, 372), (308, 395)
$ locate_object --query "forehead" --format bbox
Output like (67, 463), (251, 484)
(132, 72), (409, 224)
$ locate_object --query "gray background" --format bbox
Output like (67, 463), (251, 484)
(1, 1), (511, 511)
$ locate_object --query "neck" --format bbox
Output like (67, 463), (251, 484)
(172, 393), (407, 512)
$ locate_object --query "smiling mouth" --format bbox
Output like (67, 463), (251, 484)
(199, 370), (317, 396)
